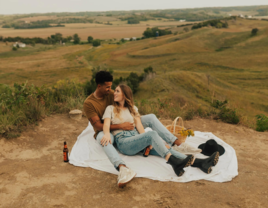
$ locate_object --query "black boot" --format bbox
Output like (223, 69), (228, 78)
(191, 152), (219, 174)
(167, 155), (194, 177)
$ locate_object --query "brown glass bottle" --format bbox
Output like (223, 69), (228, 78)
(63, 141), (69, 162)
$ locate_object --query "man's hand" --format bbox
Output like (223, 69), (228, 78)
(100, 133), (112, 146)
(121, 122), (134, 130)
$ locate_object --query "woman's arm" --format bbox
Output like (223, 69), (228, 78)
(135, 117), (145, 134)
(100, 118), (112, 146)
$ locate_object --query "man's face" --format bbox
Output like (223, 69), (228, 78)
(98, 82), (112, 96)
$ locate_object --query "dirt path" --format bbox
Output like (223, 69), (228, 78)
(0, 115), (268, 208)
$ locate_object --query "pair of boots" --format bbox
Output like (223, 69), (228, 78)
(167, 152), (219, 176)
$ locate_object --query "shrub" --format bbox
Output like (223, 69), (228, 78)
(211, 99), (228, 109)
(12, 46), (17, 51)
(143, 27), (172, 38)
(251, 28), (258, 36)
(87, 36), (93, 43)
(183, 27), (189, 32)
(184, 109), (195, 120)
(73, 33), (80, 44)
(127, 19), (140, 24)
(92, 39), (101, 47)
(126, 72), (140, 94)
(218, 107), (240, 124)
(0, 80), (85, 138)
(256, 114), (268, 132)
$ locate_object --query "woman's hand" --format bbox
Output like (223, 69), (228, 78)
(100, 133), (112, 146)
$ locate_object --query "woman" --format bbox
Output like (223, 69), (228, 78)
(101, 84), (218, 176)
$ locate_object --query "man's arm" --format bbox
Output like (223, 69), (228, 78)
(89, 116), (134, 131)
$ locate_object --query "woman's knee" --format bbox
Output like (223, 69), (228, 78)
(96, 132), (104, 144)
(146, 130), (158, 138)
(147, 114), (157, 120)
(96, 132), (114, 144)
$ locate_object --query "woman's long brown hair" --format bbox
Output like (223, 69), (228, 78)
(113, 84), (139, 118)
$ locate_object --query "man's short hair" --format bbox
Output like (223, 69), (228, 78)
(95, 71), (113, 85)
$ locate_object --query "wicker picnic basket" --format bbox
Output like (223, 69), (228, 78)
(166, 117), (187, 143)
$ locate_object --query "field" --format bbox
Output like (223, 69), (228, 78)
(0, 21), (190, 40)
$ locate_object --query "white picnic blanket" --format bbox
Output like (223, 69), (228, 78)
(69, 122), (238, 182)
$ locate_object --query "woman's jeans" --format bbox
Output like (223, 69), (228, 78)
(114, 129), (187, 160)
(96, 114), (186, 170)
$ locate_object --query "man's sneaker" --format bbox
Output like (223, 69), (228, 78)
(117, 166), (136, 188)
(173, 143), (202, 155)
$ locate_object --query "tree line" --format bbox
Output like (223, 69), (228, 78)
(2, 21), (65, 29)
(0, 33), (102, 47)
(192, 19), (229, 30)
(143, 27), (172, 38)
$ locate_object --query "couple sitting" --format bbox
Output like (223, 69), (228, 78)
(83, 71), (219, 188)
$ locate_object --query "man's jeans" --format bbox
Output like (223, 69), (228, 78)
(114, 129), (186, 159)
(96, 114), (186, 170)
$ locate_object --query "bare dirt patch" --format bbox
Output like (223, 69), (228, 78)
(1, 115), (268, 208)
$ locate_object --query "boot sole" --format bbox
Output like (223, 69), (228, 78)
(200, 163), (212, 174)
(213, 152), (219, 166)
(184, 155), (194, 168)
(174, 155), (193, 176)
(118, 173), (137, 188)
(206, 152), (219, 167)
(174, 168), (185, 177)
(200, 152), (219, 174)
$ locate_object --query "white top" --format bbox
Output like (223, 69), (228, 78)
(102, 105), (140, 136)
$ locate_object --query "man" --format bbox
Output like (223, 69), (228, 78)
(84, 71), (218, 187)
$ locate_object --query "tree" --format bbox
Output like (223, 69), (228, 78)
(73, 34), (80, 44)
(126, 72), (140, 94)
(144, 66), (154, 74)
(143, 28), (154, 38)
(215, 22), (222, 28)
(183, 27), (189, 32)
(87, 36), (93, 43)
(127, 19), (140, 24)
(51, 33), (63, 42)
(12, 46), (17, 51)
(251, 28), (258, 36)
(67, 36), (72, 42)
(92, 39), (101, 47)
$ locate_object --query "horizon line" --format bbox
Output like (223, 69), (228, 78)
(1, 4), (267, 16)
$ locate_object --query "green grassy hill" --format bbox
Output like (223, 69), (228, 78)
(80, 18), (268, 126)
(1, 17), (268, 129)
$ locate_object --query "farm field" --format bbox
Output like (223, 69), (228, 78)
(0, 20), (190, 40)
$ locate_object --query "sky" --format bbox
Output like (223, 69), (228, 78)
(0, 0), (267, 15)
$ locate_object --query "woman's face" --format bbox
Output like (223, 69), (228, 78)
(114, 86), (124, 102)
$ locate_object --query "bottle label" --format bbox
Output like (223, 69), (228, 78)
(63, 152), (68, 162)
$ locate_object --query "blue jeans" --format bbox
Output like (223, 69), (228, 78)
(95, 114), (186, 170)
(114, 129), (186, 159)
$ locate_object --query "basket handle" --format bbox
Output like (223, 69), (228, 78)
(171, 117), (184, 134)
